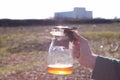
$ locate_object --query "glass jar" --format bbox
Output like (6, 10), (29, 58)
(47, 26), (75, 75)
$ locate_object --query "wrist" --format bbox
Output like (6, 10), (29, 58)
(79, 53), (97, 69)
(89, 53), (97, 69)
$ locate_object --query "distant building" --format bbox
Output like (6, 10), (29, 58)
(54, 7), (93, 19)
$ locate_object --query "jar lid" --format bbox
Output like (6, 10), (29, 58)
(50, 26), (77, 36)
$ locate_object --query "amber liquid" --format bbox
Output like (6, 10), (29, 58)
(47, 64), (73, 75)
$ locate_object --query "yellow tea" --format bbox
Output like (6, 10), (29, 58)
(47, 64), (73, 75)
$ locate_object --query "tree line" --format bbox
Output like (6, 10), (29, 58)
(0, 18), (120, 27)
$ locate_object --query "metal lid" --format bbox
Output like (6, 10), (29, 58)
(50, 26), (77, 36)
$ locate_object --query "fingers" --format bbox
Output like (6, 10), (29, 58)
(72, 31), (89, 59)
(64, 29), (88, 59)
(72, 31), (87, 43)
(64, 29), (77, 41)
(72, 42), (80, 59)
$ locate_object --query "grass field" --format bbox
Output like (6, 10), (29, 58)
(0, 23), (120, 80)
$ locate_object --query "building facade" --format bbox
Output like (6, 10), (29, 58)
(54, 7), (92, 19)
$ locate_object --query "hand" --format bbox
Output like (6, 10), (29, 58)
(72, 32), (97, 69)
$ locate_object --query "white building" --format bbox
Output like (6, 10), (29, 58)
(54, 7), (93, 19)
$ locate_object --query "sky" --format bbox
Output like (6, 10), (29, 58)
(0, 0), (120, 19)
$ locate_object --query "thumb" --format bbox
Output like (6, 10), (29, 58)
(73, 32), (87, 43)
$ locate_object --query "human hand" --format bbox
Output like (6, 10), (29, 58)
(66, 31), (97, 69)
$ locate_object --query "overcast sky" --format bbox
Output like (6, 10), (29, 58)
(0, 0), (120, 19)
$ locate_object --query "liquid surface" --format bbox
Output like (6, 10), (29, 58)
(47, 64), (73, 75)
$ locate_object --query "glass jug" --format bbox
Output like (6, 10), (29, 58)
(47, 26), (76, 75)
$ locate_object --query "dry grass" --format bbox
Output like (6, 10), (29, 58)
(0, 23), (120, 80)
